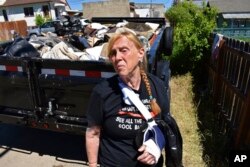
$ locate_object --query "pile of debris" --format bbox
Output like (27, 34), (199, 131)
(1, 20), (161, 61)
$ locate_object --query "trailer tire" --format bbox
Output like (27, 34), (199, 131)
(164, 27), (173, 56)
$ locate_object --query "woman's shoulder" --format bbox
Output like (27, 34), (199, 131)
(93, 75), (120, 96)
(147, 73), (168, 96)
(147, 73), (161, 80)
(96, 74), (118, 87)
(147, 73), (165, 86)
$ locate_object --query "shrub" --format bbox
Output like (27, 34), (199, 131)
(165, 0), (218, 74)
(35, 14), (45, 27)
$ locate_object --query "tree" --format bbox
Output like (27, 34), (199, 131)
(35, 14), (45, 27)
(165, 0), (218, 74)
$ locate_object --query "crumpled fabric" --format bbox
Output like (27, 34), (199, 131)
(212, 33), (224, 60)
(41, 41), (80, 60)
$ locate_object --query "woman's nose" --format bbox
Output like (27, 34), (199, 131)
(115, 51), (122, 60)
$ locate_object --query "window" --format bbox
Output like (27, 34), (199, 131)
(55, 8), (59, 18)
(233, 19), (246, 28)
(239, 20), (246, 28)
(24, 7), (34, 17)
(2, 10), (8, 21)
(42, 5), (49, 17)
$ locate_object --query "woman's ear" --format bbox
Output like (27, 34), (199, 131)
(138, 47), (145, 60)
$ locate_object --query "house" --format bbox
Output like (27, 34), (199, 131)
(0, 0), (70, 27)
(134, 3), (165, 18)
(83, 0), (130, 19)
(82, 0), (165, 19)
(207, 0), (250, 28)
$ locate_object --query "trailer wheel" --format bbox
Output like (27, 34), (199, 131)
(164, 27), (173, 56)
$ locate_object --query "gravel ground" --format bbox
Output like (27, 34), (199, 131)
(0, 123), (88, 167)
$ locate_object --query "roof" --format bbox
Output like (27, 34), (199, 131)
(0, 0), (66, 7)
(208, 0), (250, 13)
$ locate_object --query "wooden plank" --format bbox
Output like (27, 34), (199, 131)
(0, 20), (27, 41)
(235, 87), (250, 148)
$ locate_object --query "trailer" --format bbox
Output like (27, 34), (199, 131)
(0, 17), (172, 135)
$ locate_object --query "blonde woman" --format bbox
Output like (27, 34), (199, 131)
(85, 29), (182, 167)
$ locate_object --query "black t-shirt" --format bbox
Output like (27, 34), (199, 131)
(86, 74), (170, 167)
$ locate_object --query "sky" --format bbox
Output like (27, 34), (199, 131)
(67, 0), (174, 11)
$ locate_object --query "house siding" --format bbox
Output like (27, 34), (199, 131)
(1, 3), (50, 26)
(216, 14), (250, 28)
(208, 0), (250, 29)
(0, 1), (67, 27)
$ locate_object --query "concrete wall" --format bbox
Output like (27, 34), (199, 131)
(83, 0), (130, 19)
(135, 3), (165, 18)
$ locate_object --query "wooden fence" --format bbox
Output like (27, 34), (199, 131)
(208, 34), (250, 149)
(0, 20), (27, 41)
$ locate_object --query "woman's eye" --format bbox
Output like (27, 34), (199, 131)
(109, 50), (116, 57)
(121, 49), (128, 53)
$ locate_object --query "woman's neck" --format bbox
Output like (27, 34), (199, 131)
(127, 76), (141, 90)
(121, 70), (141, 90)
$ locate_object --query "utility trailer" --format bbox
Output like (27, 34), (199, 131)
(0, 17), (172, 134)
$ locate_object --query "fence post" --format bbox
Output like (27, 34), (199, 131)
(213, 40), (225, 113)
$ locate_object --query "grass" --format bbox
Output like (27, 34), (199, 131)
(170, 73), (205, 167)
(170, 73), (229, 167)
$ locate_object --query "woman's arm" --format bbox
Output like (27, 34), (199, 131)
(86, 125), (101, 167)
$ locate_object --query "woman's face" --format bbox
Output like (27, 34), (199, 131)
(109, 36), (144, 77)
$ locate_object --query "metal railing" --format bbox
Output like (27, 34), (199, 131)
(214, 28), (250, 38)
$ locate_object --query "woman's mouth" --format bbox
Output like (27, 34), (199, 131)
(116, 64), (124, 70)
